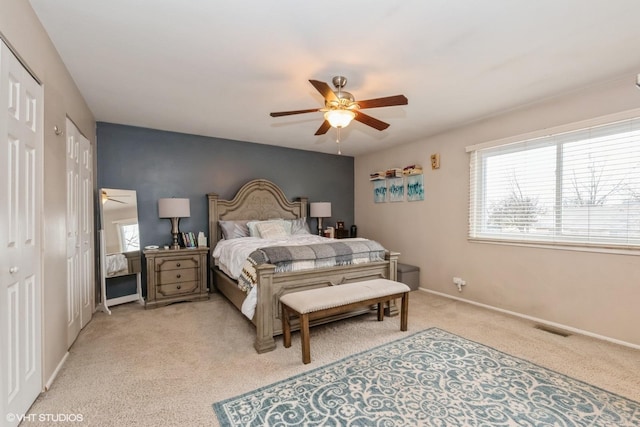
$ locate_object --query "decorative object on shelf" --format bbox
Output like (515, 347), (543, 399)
(407, 174), (424, 201)
(336, 221), (345, 230)
(369, 171), (386, 181)
(197, 231), (207, 247)
(310, 202), (331, 235)
(350, 224), (357, 238)
(158, 197), (191, 249)
(386, 167), (402, 178)
(324, 226), (335, 238)
(335, 228), (350, 239)
(403, 164), (423, 175)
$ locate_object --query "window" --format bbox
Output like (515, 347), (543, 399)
(115, 220), (140, 252)
(468, 115), (640, 250)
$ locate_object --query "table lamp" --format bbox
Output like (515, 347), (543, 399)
(158, 198), (190, 249)
(310, 202), (331, 236)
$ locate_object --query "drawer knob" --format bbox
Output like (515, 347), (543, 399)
(176, 263), (181, 267)
(177, 285), (181, 290)
(176, 274), (181, 278)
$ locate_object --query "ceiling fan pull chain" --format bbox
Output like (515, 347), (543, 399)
(336, 128), (342, 155)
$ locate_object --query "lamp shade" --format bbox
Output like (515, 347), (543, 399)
(310, 202), (331, 218)
(324, 110), (355, 128)
(158, 198), (190, 218)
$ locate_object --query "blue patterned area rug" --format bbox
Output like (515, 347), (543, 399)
(213, 328), (640, 426)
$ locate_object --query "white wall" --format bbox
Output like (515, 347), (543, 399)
(0, 1), (96, 383)
(356, 74), (640, 346)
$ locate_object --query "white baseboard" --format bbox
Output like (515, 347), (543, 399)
(420, 288), (640, 350)
(44, 351), (69, 391)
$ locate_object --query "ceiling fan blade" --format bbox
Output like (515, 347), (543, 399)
(314, 120), (331, 135)
(354, 111), (390, 131)
(357, 95), (408, 109)
(270, 108), (321, 117)
(108, 198), (127, 204)
(309, 80), (338, 103)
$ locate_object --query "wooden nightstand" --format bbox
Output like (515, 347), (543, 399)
(144, 247), (209, 309)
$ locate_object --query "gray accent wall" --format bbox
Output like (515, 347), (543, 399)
(97, 122), (354, 296)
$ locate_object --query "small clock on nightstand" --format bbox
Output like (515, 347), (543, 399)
(143, 246), (209, 309)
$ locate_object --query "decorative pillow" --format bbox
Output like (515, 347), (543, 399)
(288, 217), (311, 235)
(246, 220), (261, 237)
(219, 220), (250, 240)
(255, 221), (289, 239)
(247, 219), (285, 237)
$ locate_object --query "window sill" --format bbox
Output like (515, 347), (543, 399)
(468, 237), (640, 256)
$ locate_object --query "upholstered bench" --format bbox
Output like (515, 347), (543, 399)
(280, 279), (410, 364)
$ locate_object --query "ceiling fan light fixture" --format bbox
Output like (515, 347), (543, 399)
(324, 109), (355, 128)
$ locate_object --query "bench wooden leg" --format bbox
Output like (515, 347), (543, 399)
(282, 305), (291, 348)
(400, 292), (408, 331)
(300, 313), (311, 364)
(377, 302), (384, 321)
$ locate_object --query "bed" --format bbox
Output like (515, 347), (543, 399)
(208, 179), (399, 353)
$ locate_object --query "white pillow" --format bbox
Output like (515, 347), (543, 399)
(255, 221), (289, 239)
(288, 217), (311, 235)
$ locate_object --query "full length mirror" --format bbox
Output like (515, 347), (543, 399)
(100, 188), (141, 278)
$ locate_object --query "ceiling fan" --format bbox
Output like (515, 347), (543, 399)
(270, 76), (408, 138)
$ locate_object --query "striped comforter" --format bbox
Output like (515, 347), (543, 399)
(237, 240), (386, 293)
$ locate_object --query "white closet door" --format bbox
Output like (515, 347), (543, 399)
(66, 119), (81, 347)
(79, 131), (94, 327)
(66, 118), (93, 343)
(0, 40), (43, 426)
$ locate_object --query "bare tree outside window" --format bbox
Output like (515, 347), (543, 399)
(488, 176), (545, 232)
(565, 161), (626, 207)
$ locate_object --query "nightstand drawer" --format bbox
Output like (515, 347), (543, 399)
(156, 257), (198, 272)
(158, 267), (197, 284)
(157, 281), (198, 297)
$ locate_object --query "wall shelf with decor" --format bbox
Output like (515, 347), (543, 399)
(370, 164), (424, 203)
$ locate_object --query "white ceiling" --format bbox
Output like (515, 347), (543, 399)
(28, 0), (640, 156)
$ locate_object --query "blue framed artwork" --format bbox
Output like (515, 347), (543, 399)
(388, 177), (404, 202)
(406, 174), (424, 201)
(373, 180), (387, 203)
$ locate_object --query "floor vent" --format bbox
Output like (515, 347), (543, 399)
(534, 325), (571, 337)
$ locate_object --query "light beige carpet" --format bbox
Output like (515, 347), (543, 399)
(23, 291), (640, 426)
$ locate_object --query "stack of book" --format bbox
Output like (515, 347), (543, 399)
(181, 231), (198, 248)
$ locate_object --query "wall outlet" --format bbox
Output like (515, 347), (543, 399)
(453, 277), (466, 291)
(430, 153), (440, 169)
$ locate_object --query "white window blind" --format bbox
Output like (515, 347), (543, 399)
(469, 116), (640, 250)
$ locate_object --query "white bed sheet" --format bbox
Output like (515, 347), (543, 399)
(106, 253), (128, 277)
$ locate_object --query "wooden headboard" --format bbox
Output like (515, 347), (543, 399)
(207, 179), (308, 248)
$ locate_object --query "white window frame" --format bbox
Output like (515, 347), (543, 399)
(467, 108), (640, 254)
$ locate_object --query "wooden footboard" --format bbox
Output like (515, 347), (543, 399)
(252, 251), (398, 353)
(211, 251), (399, 353)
